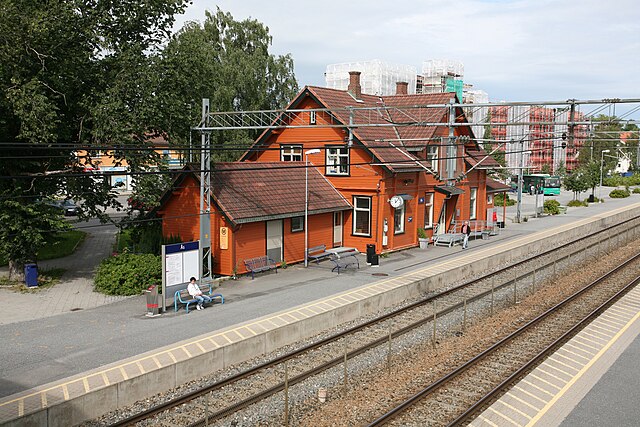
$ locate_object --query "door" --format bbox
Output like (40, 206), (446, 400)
(266, 220), (283, 263)
(333, 211), (343, 247)
(436, 199), (447, 235)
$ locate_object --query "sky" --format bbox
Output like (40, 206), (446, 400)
(173, 0), (640, 104)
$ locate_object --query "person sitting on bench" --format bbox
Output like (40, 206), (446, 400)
(187, 277), (211, 311)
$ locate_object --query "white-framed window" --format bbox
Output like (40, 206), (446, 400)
(291, 216), (304, 232)
(394, 205), (405, 234)
(424, 192), (434, 229)
(352, 196), (371, 236)
(470, 187), (478, 220)
(427, 145), (439, 172)
(281, 145), (302, 162)
(310, 110), (316, 125)
(326, 146), (349, 175)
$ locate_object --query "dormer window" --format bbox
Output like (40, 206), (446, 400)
(310, 110), (316, 125)
(427, 145), (439, 172)
(281, 145), (302, 161)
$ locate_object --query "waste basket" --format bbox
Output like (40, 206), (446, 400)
(145, 284), (160, 317)
(24, 263), (38, 287)
(366, 244), (376, 265)
(370, 253), (379, 267)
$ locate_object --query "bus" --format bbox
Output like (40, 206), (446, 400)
(521, 174), (561, 196)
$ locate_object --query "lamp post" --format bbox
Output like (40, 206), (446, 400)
(599, 149), (610, 203)
(304, 149), (321, 267)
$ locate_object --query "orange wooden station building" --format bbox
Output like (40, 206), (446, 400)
(157, 72), (506, 277)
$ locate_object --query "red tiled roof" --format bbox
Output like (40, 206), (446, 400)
(188, 162), (352, 225)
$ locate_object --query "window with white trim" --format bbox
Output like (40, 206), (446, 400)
(352, 196), (371, 236)
(394, 205), (405, 234)
(310, 110), (316, 125)
(281, 145), (302, 162)
(291, 216), (304, 232)
(426, 145), (439, 172)
(424, 192), (434, 229)
(326, 146), (349, 175)
(470, 187), (478, 220)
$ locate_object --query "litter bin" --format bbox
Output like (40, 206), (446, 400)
(366, 244), (376, 265)
(370, 253), (379, 267)
(145, 284), (160, 317)
(24, 263), (38, 287)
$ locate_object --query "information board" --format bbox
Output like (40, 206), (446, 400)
(161, 241), (200, 311)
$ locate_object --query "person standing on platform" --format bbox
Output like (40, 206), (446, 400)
(187, 277), (211, 310)
(461, 221), (471, 250)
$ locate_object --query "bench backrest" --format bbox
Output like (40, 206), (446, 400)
(176, 284), (211, 301)
(307, 244), (326, 255)
(244, 256), (273, 269)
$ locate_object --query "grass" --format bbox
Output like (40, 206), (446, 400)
(0, 230), (86, 266)
(0, 267), (66, 292)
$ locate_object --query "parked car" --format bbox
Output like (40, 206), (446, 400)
(45, 199), (78, 216)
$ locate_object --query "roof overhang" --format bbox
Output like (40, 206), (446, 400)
(435, 185), (465, 196)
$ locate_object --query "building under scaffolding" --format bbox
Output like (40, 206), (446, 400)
(324, 60), (417, 96)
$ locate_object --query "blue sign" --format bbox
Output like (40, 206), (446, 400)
(165, 241), (199, 254)
(418, 197), (425, 204)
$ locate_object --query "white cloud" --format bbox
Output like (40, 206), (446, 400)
(174, 0), (640, 102)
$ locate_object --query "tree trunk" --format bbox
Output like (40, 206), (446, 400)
(8, 260), (24, 282)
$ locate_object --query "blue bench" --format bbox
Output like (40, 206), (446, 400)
(307, 244), (332, 264)
(330, 250), (359, 274)
(244, 256), (278, 279)
(174, 284), (224, 313)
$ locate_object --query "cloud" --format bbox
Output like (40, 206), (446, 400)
(174, 0), (640, 102)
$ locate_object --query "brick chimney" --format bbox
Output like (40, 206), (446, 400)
(396, 81), (408, 95)
(348, 71), (362, 100)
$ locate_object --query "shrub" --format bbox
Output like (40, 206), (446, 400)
(494, 193), (516, 206)
(609, 189), (630, 198)
(543, 199), (561, 215)
(417, 227), (427, 239)
(567, 199), (587, 207)
(633, 187), (640, 194)
(94, 252), (161, 295)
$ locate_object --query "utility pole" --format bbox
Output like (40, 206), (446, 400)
(199, 99), (212, 281)
(447, 98), (456, 183)
(516, 138), (525, 223)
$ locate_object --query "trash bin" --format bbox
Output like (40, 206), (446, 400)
(145, 284), (160, 317)
(366, 244), (376, 265)
(370, 253), (379, 267)
(24, 263), (38, 287)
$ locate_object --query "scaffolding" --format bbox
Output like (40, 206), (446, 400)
(324, 60), (417, 96)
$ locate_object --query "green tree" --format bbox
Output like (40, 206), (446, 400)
(0, 0), (189, 279)
(563, 170), (589, 200)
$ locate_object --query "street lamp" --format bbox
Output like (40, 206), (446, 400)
(599, 149), (610, 203)
(304, 149), (321, 267)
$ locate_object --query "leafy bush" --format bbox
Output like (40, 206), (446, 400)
(567, 199), (588, 207)
(633, 187), (640, 194)
(94, 252), (161, 295)
(609, 189), (630, 198)
(603, 173), (640, 187)
(544, 199), (561, 215)
(417, 227), (427, 239)
(494, 193), (515, 206)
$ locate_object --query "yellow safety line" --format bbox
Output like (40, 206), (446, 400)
(505, 391), (542, 411)
(589, 322), (617, 334)
(101, 372), (110, 386)
(152, 356), (162, 369)
(527, 309), (640, 426)
(62, 385), (69, 401)
(487, 406), (520, 426)
(119, 367), (128, 380)
(477, 414), (500, 427)
(195, 342), (206, 353)
(545, 356), (580, 373)
(180, 346), (192, 358)
(599, 313), (626, 326)
(568, 337), (600, 353)
(40, 392), (47, 408)
(167, 351), (177, 363)
(579, 330), (609, 342)
(540, 360), (574, 377)
(560, 345), (595, 360)
(207, 338), (220, 349)
(17, 399), (23, 417)
(496, 398), (533, 419)
(513, 385), (549, 405)
(521, 380), (555, 398)
(82, 378), (90, 393)
(535, 366), (570, 383)
(528, 374), (561, 391)
(136, 361), (145, 374)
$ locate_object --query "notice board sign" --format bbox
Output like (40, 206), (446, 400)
(220, 227), (229, 250)
(161, 241), (200, 311)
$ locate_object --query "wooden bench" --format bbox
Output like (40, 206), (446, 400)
(174, 283), (224, 314)
(330, 250), (359, 274)
(307, 244), (332, 264)
(244, 256), (278, 279)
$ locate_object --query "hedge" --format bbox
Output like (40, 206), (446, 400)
(94, 252), (161, 295)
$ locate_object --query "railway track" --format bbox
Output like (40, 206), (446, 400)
(367, 253), (640, 426)
(104, 217), (640, 427)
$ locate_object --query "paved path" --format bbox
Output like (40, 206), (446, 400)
(0, 219), (131, 326)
